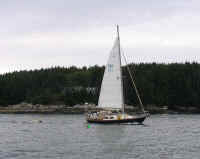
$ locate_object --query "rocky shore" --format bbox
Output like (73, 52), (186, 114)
(0, 103), (98, 114)
(0, 103), (199, 114)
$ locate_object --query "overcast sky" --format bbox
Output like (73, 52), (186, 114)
(1, 0), (200, 73)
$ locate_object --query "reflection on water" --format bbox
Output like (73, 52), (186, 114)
(0, 114), (200, 159)
(95, 124), (125, 143)
(94, 124), (127, 159)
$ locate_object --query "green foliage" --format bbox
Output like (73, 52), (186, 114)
(0, 66), (101, 106)
(0, 63), (200, 110)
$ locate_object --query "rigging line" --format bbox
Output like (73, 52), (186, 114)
(117, 25), (125, 114)
(120, 48), (145, 114)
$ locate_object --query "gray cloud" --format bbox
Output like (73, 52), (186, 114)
(0, 0), (200, 73)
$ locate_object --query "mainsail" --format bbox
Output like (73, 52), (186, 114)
(98, 35), (124, 109)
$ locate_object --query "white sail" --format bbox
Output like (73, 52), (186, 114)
(98, 37), (124, 109)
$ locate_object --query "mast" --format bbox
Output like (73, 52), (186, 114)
(117, 25), (125, 114)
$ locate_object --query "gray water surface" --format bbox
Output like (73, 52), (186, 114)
(0, 114), (200, 159)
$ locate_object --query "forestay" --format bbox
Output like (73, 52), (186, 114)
(98, 37), (124, 109)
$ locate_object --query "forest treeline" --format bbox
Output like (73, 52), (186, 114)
(0, 62), (200, 109)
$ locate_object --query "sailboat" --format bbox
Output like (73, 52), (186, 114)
(87, 25), (149, 124)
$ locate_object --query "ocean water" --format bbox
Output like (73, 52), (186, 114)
(0, 114), (200, 159)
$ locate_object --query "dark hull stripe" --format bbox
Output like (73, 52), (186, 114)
(87, 116), (146, 124)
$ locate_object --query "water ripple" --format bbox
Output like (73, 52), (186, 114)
(0, 114), (200, 159)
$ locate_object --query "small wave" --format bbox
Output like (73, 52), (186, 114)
(15, 149), (43, 153)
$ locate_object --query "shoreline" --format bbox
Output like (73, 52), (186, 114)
(0, 103), (200, 114)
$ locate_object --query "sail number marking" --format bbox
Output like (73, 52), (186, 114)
(108, 64), (114, 72)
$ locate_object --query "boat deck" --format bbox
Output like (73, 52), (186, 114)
(87, 114), (147, 124)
